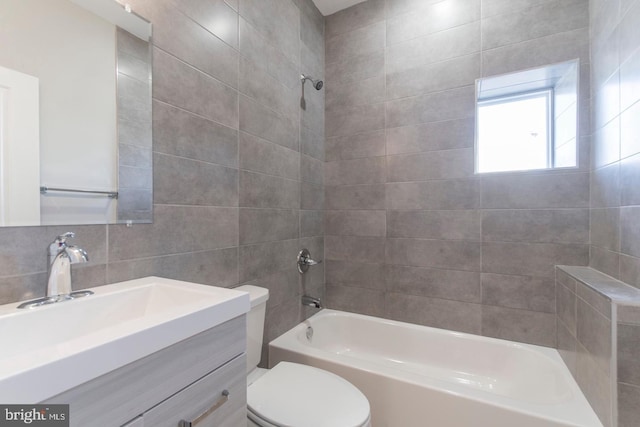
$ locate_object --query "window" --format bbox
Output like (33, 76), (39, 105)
(475, 60), (578, 174)
(477, 91), (551, 173)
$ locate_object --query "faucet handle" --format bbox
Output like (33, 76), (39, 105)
(49, 232), (75, 252)
(53, 231), (76, 245)
(55, 232), (75, 244)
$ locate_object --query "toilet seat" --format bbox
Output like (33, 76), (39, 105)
(247, 362), (371, 427)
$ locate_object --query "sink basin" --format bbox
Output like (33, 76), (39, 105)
(0, 277), (250, 403)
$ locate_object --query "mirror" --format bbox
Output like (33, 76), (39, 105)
(0, 0), (152, 226)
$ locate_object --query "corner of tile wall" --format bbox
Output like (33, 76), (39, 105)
(556, 265), (640, 427)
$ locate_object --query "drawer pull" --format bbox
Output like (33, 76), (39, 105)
(179, 389), (230, 427)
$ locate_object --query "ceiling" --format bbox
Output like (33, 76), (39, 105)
(311, 0), (366, 15)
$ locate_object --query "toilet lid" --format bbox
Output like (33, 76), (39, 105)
(247, 362), (370, 427)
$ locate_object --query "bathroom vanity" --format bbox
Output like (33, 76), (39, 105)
(0, 277), (250, 427)
(46, 316), (247, 427)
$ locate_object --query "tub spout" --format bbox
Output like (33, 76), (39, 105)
(302, 295), (323, 309)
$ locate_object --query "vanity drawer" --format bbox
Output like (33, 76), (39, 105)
(45, 315), (245, 427)
(144, 354), (246, 427)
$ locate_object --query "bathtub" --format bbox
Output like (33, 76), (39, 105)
(269, 310), (603, 427)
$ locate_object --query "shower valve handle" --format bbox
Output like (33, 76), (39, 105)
(297, 248), (322, 274)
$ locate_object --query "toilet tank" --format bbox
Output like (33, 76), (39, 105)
(235, 285), (269, 373)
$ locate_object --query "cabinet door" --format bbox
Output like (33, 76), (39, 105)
(45, 316), (245, 427)
(144, 354), (246, 427)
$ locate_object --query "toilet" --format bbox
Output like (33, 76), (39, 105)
(237, 285), (371, 427)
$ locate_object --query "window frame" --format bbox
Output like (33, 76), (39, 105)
(475, 88), (554, 174)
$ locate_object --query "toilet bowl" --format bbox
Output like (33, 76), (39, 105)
(236, 285), (371, 427)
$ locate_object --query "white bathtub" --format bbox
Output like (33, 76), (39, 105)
(269, 310), (603, 427)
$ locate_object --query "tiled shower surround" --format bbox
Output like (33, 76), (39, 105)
(324, 0), (591, 346)
(0, 0), (326, 352)
(1, 1), (640, 419)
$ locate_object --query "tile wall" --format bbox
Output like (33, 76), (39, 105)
(556, 266), (640, 427)
(0, 0), (326, 358)
(324, 0), (591, 346)
(589, 0), (640, 287)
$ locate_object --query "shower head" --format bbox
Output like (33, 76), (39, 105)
(301, 74), (323, 90)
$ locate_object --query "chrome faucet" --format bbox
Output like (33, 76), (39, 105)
(18, 232), (92, 309)
(302, 295), (323, 309)
(46, 232), (89, 297)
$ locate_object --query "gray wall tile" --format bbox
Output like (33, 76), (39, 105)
(386, 118), (475, 155)
(325, 157), (386, 186)
(387, 210), (480, 241)
(325, 0), (384, 37)
(481, 0), (588, 50)
(618, 322), (640, 385)
(577, 298), (613, 375)
(326, 52), (384, 86)
(591, 208), (621, 251)
(238, 0), (300, 64)
(481, 28), (589, 77)
(152, 2), (238, 87)
(176, 0), (238, 49)
(240, 171), (299, 209)
(386, 238), (481, 271)
(325, 210), (386, 237)
(386, 86), (475, 128)
(576, 345), (613, 427)
(153, 48), (238, 129)
(325, 184), (385, 210)
(482, 209), (590, 244)
(481, 173), (590, 209)
(239, 208), (298, 244)
(482, 305), (556, 347)
(154, 154), (238, 206)
(240, 132), (299, 180)
(239, 95), (299, 151)
(239, 238), (300, 283)
(300, 210), (324, 238)
(386, 0), (480, 46)
(621, 206), (640, 257)
(482, 242), (589, 278)
(386, 54), (480, 100)
(325, 21), (384, 65)
(387, 265), (481, 303)
(326, 284), (385, 317)
(619, 383), (640, 427)
(325, 236), (385, 263)
(239, 17), (299, 89)
(326, 259), (385, 290)
(239, 56), (298, 117)
(153, 101), (238, 168)
(386, 21), (480, 75)
(482, 273), (555, 313)
(109, 205), (238, 261)
(108, 248), (238, 287)
(387, 149), (475, 182)
(326, 130), (386, 162)
(386, 179), (479, 210)
(386, 292), (482, 334)
(326, 103), (385, 138)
